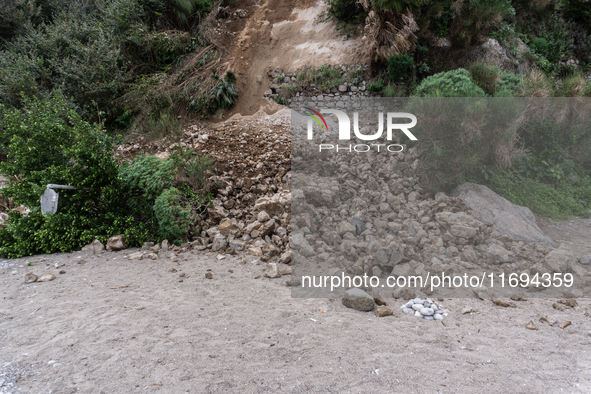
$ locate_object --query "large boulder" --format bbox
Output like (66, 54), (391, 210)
(451, 183), (555, 246)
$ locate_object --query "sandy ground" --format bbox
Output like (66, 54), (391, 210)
(1, 247), (591, 393)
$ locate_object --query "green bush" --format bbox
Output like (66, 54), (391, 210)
(414, 69), (486, 97)
(367, 80), (385, 92)
(385, 54), (414, 83)
(212, 71), (238, 109)
(489, 168), (591, 219)
(563, 0), (591, 33)
(469, 62), (501, 96)
(322, 0), (367, 25)
(530, 37), (549, 56)
(0, 95), (213, 257)
(494, 73), (521, 97)
(0, 10), (128, 120)
(153, 187), (194, 241)
(449, 0), (515, 49)
(0, 94), (142, 257)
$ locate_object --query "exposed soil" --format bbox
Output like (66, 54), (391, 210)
(213, 0), (364, 118)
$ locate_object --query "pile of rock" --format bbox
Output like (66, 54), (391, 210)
(288, 100), (589, 298)
(401, 298), (449, 321)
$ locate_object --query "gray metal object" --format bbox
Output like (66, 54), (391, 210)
(40, 184), (89, 214)
(41, 188), (59, 214)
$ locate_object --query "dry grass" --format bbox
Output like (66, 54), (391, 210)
(357, 0), (418, 63)
(520, 69), (553, 97)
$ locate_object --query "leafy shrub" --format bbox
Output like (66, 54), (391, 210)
(530, 37), (549, 56)
(449, 0), (515, 49)
(367, 80), (385, 92)
(469, 62), (501, 96)
(0, 94), (141, 257)
(0, 10), (128, 120)
(0, 95), (213, 257)
(153, 187), (194, 241)
(414, 68), (486, 97)
(494, 72), (521, 97)
(489, 168), (591, 219)
(322, 0), (367, 25)
(212, 71), (238, 109)
(385, 54), (414, 82)
(563, 0), (591, 33)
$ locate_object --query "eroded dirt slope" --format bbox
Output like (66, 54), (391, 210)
(214, 0), (364, 117)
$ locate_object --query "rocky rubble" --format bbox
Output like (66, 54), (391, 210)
(288, 99), (589, 298)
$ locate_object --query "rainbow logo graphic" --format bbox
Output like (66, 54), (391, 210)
(304, 107), (328, 133)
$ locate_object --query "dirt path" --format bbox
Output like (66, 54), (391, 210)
(2, 249), (591, 393)
(215, 0), (364, 118)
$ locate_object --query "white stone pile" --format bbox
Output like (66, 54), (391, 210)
(401, 298), (449, 321)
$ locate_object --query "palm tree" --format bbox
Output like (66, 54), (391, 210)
(357, 0), (423, 63)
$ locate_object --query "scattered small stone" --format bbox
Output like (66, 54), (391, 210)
(38, 273), (56, 282)
(462, 307), (477, 314)
(375, 305), (393, 317)
(280, 267), (292, 276)
(559, 321), (571, 329)
(179, 272), (186, 277)
(147, 253), (158, 260)
(54, 262), (65, 268)
(216, 254), (226, 260)
(558, 299), (578, 308)
(492, 299), (517, 308)
(510, 296), (528, 301)
(24, 273), (38, 284)
(374, 297), (387, 306)
(170, 268), (178, 273)
(59, 270), (66, 274)
(205, 272), (213, 279)
(539, 315), (557, 326)
(228, 269), (234, 273)
(264, 263), (281, 278)
(128, 252), (144, 261)
(526, 321), (538, 330)
(552, 303), (565, 311)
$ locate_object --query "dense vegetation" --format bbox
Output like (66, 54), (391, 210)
(0, 0), (230, 257)
(325, 0), (591, 219)
(0, 94), (214, 257)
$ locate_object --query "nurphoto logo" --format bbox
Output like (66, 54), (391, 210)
(304, 107), (418, 153)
